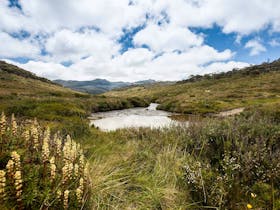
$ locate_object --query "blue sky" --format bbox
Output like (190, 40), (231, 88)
(1, 0), (280, 81)
(192, 25), (280, 64)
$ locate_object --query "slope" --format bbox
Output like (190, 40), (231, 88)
(0, 61), (84, 97)
(105, 59), (280, 114)
(0, 61), (148, 137)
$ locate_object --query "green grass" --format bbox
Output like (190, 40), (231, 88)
(1, 60), (280, 209)
(105, 61), (280, 114)
(0, 61), (149, 138)
(77, 110), (280, 209)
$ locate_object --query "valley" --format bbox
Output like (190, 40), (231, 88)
(0, 60), (280, 209)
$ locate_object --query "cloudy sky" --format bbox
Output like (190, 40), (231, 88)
(1, 0), (280, 81)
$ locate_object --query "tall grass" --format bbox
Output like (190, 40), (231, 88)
(1, 109), (279, 209)
(83, 110), (280, 209)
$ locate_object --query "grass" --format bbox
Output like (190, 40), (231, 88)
(105, 60), (280, 114)
(78, 109), (280, 209)
(0, 61), (149, 138)
(1, 60), (280, 209)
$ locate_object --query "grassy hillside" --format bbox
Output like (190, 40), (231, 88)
(0, 61), (148, 137)
(106, 59), (280, 115)
(0, 61), (78, 97)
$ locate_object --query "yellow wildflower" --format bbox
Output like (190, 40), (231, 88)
(247, 203), (253, 209)
(0, 112), (6, 135)
(31, 124), (39, 150)
(6, 159), (15, 175)
(42, 135), (50, 163)
(50, 157), (56, 181)
(14, 171), (23, 200)
(76, 188), (82, 203)
(11, 114), (17, 135)
(23, 130), (30, 142)
(56, 189), (62, 200)
(11, 151), (21, 171)
(0, 170), (6, 198)
(74, 164), (79, 177)
(63, 190), (69, 209)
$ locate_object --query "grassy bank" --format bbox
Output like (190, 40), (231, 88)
(80, 108), (280, 209)
(0, 95), (148, 138)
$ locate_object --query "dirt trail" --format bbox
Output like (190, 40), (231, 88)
(216, 107), (245, 117)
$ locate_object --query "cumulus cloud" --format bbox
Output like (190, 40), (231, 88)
(8, 46), (247, 82)
(45, 29), (120, 62)
(0, 32), (40, 58)
(15, 0), (147, 36)
(245, 39), (266, 56)
(133, 23), (203, 52)
(1, 0), (277, 81)
(140, 0), (280, 34)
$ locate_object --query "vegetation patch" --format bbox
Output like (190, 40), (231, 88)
(0, 113), (90, 209)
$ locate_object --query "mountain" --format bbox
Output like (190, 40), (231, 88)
(105, 59), (280, 114)
(53, 79), (156, 94)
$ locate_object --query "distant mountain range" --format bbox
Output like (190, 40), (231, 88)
(53, 79), (157, 94)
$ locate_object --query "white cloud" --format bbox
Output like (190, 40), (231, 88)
(16, 0), (148, 36)
(0, 32), (40, 58)
(200, 61), (249, 75)
(116, 48), (154, 67)
(7, 46), (246, 82)
(141, 0), (280, 35)
(245, 39), (266, 56)
(0, 0), (276, 81)
(12, 60), (69, 79)
(0, 1), (28, 33)
(1, 0), (279, 36)
(133, 23), (203, 52)
(45, 29), (120, 62)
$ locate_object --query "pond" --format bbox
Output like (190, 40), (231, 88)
(89, 103), (185, 131)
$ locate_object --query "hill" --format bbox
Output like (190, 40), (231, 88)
(105, 59), (280, 114)
(0, 61), (148, 137)
(0, 61), (82, 97)
(54, 78), (156, 94)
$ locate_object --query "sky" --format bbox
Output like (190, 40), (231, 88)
(1, 0), (280, 82)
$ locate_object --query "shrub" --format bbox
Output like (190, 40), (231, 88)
(181, 112), (280, 209)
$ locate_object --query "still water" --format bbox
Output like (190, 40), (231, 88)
(89, 103), (183, 131)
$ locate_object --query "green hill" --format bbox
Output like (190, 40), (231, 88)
(0, 61), (79, 97)
(105, 59), (280, 114)
(0, 61), (148, 137)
